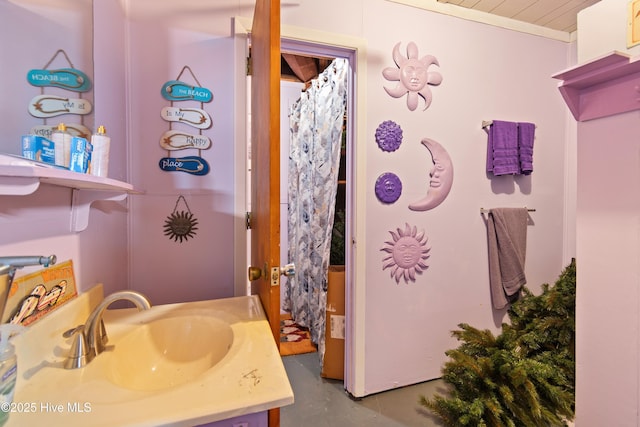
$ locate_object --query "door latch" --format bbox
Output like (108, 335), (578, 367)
(249, 263), (295, 285)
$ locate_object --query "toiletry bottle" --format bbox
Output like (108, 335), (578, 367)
(51, 123), (72, 168)
(0, 324), (25, 426)
(90, 125), (110, 177)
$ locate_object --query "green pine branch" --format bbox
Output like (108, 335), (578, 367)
(421, 259), (576, 426)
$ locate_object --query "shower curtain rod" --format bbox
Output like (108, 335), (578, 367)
(480, 207), (536, 214)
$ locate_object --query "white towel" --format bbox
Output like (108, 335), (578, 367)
(486, 208), (528, 309)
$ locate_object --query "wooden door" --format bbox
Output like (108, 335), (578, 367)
(250, 0), (281, 350)
(250, 1), (282, 425)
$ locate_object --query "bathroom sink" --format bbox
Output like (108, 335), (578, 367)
(105, 314), (234, 391)
(8, 289), (294, 427)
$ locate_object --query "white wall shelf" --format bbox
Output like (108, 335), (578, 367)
(552, 51), (640, 122)
(0, 156), (141, 232)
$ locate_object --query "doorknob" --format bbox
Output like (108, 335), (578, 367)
(248, 263), (295, 283)
(280, 263), (295, 277)
(248, 266), (263, 281)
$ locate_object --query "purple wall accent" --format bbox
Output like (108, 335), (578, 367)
(375, 172), (402, 204)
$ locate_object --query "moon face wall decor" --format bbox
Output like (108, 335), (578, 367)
(381, 223), (431, 284)
(382, 42), (443, 111)
(409, 138), (454, 211)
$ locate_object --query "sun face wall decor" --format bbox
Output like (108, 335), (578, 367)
(163, 195), (199, 243)
(381, 223), (431, 284)
(375, 172), (403, 204)
(375, 120), (403, 152)
(382, 42), (443, 111)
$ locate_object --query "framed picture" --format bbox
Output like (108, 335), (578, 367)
(628, 0), (640, 48)
(3, 260), (78, 325)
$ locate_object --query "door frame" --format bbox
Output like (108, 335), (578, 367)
(233, 17), (368, 398)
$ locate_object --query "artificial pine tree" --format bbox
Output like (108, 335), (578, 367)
(421, 259), (576, 427)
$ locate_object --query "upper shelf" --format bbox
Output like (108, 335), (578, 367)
(552, 51), (640, 122)
(0, 153), (141, 232)
(0, 153), (138, 195)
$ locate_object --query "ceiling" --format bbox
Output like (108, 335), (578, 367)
(284, 0), (605, 83)
(435, 0), (601, 33)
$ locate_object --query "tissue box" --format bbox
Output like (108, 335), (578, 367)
(69, 136), (92, 173)
(21, 135), (56, 165)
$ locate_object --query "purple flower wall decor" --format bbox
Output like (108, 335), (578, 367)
(375, 120), (403, 152)
(382, 42), (443, 111)
(381, 223), (431, 284)
(375, 172), (402, 204)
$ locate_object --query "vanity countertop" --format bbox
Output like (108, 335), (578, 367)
(5, 285), (294, 426)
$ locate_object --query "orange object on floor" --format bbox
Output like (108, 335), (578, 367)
(280, 313), (317, 356)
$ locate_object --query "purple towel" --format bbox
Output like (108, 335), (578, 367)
(518, 122), (535, 175)
(486, 120), (519, 176)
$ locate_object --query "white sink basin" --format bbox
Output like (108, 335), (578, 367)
(106, 314), (234, 391)
(8, 288), (294, 427)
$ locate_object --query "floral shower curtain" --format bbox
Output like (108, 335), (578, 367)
(283, 58), (348, 362)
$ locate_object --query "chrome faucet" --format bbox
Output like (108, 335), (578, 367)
(64, 290), (151, 369)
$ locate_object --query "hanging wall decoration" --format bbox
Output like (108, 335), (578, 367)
(29, 123), (91, 140)
(380, 223), (430, 284)
(382, 42), (442, 111)
(375, 120), (403, 152)
(159, 66), (212, 176)
(158, 156), (210, 176)
(161, 80), (213, 102)
(159, 131), (212, 150)
(28, 94), (92, 118)
(408, 138), (454, 211)
(160, 106), (212, 129)
(27, 67), (92, 92)
(375, 172), (402, 204)
(26, 49), (93, 138)
(163, 195), (199, 243)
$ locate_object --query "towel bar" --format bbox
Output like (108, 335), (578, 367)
(480, 207), (536, 214)
(481, 120), (538, 130)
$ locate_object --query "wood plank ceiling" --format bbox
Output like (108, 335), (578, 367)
(283, 0), (603, 84)
(436, 0), (601, 33)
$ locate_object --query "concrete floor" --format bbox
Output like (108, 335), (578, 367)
(281, 352), (448, 427)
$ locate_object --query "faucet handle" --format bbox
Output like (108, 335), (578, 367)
(63, 325), (92, 369)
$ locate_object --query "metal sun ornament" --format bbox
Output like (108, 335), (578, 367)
(163, 195), (199, 243)
(382, 42), (443, 111)
(381, 223), (431, 284)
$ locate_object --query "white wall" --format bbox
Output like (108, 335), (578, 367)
(124, 8), (239, 304)
(273, 0), (573, 395)
(576, 111), (640, 426)
(0, 0), (129, 297)
(359, 1), (570, 395)
(573, 0), (640, 425)
(577, 0), (640, 62)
